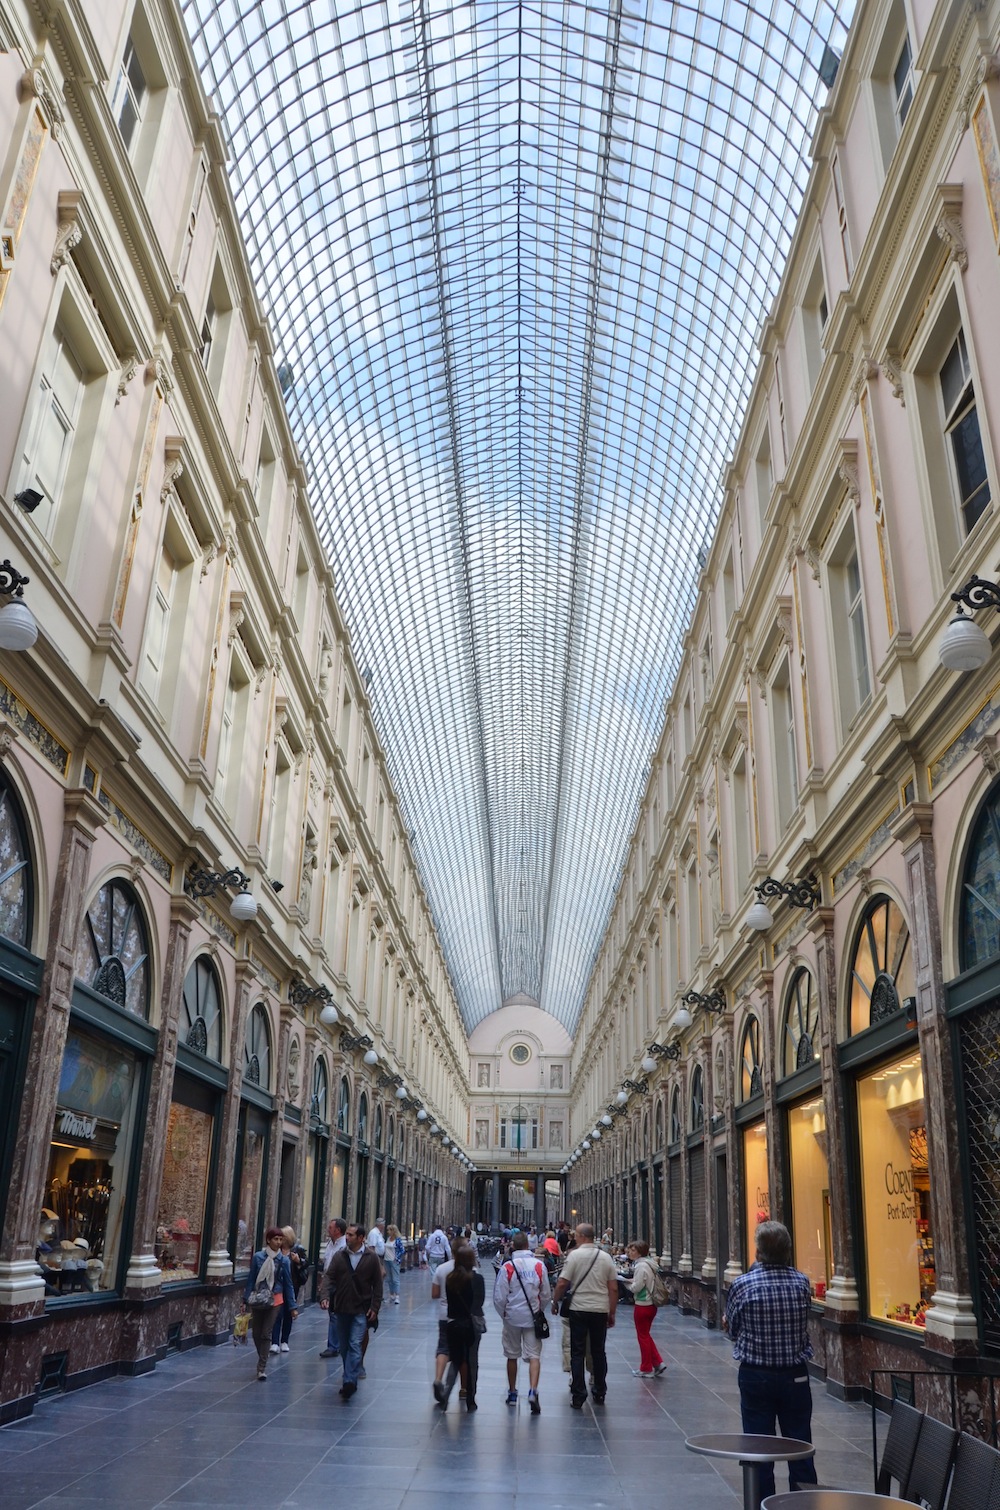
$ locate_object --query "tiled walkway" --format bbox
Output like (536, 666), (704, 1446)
(0, 1270), (879, 1509)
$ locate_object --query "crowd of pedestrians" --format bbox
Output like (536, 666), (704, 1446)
(239, 1215), (671, 1406)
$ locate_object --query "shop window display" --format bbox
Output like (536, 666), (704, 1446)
(740, 1017), (763, 1100)
(234, 1104), (269, 1269)
(786, 1095), (831, 1298)
(155, 1074), (214, 1283)
(76, 878), (150, 1019)
(743, 1121), (770, 1256)
(41, 1028), (142, 1294)
(857, 1052), (935, 1328)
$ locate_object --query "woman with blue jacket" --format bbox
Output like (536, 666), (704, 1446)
(243, 1226), (296, 1380)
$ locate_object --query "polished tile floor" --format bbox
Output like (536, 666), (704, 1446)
(0, 1271), (880, 1509)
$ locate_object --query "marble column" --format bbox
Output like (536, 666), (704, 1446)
(808, 905), (860, 1392)
(677, 1060), (692, 1275)
(0, 788), (105, 1310)
(757, 972), (785, 1222)
(702, 1031), (717, 1283)
(723, 1033), (743, 1285)
(491, 1169), (501, 1229)
(895, 804), (978, 1351)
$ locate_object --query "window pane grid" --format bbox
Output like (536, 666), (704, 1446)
(182, 0), (854, 1032)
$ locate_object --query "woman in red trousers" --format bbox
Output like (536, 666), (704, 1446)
(628, 1240), (667, 1378)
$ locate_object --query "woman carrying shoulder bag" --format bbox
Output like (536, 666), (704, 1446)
(243, 1226), (297, 1381)
(627, 1240), (666, 1379)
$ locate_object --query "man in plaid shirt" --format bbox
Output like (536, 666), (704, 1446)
(725, 1221), (818, 1504)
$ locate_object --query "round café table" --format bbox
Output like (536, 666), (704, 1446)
(762, 1494), (909, 1510)
(685, 1433), (816, 1510)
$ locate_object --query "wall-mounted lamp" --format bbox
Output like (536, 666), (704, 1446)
(417, 1108), (428, 1121)
(621, 1077), (649, 1096)
(186, 865), (258, 922)
(600, 1113), (613, 1127)
(682, 987), (726, 1018)
(377, 1071), (404, 1090)
(581, 1139), (591, 1150)
(0, 559), (38, 651)
(642, 1041), (682, 1071)
(747, 873), (821, 932)
(289, 975), (334, 1009)
(340, 1029), (374, 1054)
(363, 1048), (379, 1066)
(395, 1084), (408, 1100)
(939, 575), (1000, 670)
(590, 1127), (602, 1139)
(606, 1102), (627, 1120)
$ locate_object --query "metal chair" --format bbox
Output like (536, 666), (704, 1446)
(875, 1398), (924, 1497)
(906, 1411), (959, 1510)
(944, 1430), (1000, 1510)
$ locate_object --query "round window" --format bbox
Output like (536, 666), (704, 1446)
(510, 1043), (531, 1064)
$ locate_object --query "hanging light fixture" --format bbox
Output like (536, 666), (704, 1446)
(395, 1084), (408, 1099)
(939, 577), (1000, 671)
(363, 1048), (379, 1065)
(186, 865), (258, 923)
(319, 1001), (339, 1026)
(0, 560), (38, 652)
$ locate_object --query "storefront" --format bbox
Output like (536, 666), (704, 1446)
(331, 1075), (351, 1219)
(779, 968), (830, 1299)
(301, 1056), (330, 1272)
(155, 957), (226, 1285)
(0, 772), (39, 1240)
(738, 1016), (768, 1263)
(232, 1002), (274, 1272)
(667, 1086), (682, 1264)
(688, 1065), (706, 1273)
(840, 895), (929, 1331)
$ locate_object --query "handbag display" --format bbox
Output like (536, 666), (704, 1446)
(511, 1258), (551, 1339)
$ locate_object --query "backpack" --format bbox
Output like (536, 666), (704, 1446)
(649, 1265), (668, 1308)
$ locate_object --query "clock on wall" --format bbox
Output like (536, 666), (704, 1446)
(510, 1043), (531, 1064)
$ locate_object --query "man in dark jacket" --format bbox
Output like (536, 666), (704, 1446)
(329, 1223), (383, 1398)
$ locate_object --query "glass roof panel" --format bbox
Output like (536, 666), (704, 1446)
(183, 0), (852, 1035)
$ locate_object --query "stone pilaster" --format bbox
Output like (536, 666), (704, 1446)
(723, 1033), (743, 1284)
(702, 1032), (717, 1281)
(894, 804), (978, 1351)
(677, 1058), (692, 1274)
(808, 908), (860, 1318)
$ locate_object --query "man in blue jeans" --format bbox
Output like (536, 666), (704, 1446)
(329, 1224), (383, 1398)
(725, 1220), (818, 1505)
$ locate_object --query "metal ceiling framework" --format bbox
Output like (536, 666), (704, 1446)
(182, 0), (852, 1035)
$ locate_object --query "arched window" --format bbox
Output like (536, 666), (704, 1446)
(76, 878), (150, 1018)
(358, 1092), (369, 1143)
(374, 1105), (383, 1150)
(782, 967), (819, 1076)
(0, 775), (33, 946)
(181, 956), (223, 1060)
(654, 1100), (664, 1150)
(740, 1016), (763, 1101)
(243, 1004), (271, 1089)
(387, 1115), (395, 1158)
(669, 1087), (681, 1145)
(398, 1124), (405, 1163)
(960, 783), (1000, 971)
(311, 1056), (329, 1123)
(848, 896), (914, 1036)
(642, 1113), (649, 1159)
(690, 1065), (705, 1132)
(337, 1076), (351, 1133)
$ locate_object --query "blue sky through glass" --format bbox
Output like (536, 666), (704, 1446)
(183, 0), (853, 1034)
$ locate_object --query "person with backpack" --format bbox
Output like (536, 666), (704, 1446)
(493, 1231), (551, 1413)
(627, 1239), (667, 1378)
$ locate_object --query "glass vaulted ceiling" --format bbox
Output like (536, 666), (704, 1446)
(183, 0), (852, 1036)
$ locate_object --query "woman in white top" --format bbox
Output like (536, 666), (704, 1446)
(627, 1240), (666, 1378)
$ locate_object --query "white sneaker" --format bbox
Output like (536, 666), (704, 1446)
(393, 1296), (400, 1304)
(269, 1344), (280, 1354)
(280, 1343), (290, 1353)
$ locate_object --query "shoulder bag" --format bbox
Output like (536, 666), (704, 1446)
(512, 1260), (550, 1339)
(559, 1247), (600, 1318)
